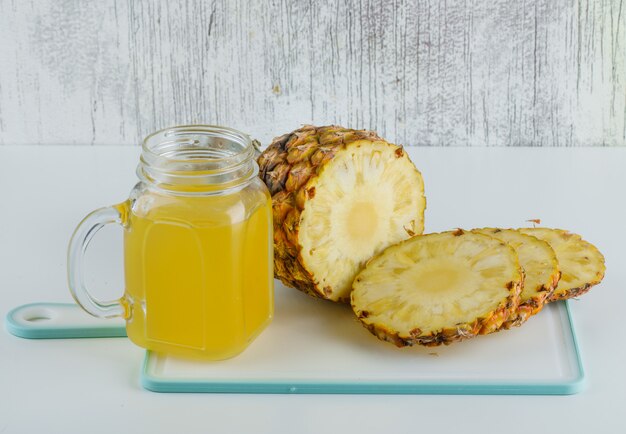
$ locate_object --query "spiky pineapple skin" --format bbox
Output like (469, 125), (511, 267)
(506, 271), (559, 327)
(258, 125), (424, 302)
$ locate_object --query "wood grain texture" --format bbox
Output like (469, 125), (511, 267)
(0, 0), (623, 146)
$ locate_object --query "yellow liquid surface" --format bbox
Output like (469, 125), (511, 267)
(123, 184), (273, 359)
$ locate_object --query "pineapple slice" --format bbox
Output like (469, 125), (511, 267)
(473, 228), (560, 328)
(258, 125), (425, 302)
(518, 228), (605, 301)
(351, 230), (523, 347)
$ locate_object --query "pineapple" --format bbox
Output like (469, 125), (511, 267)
(518, 228), (605, 301)
(472, 228), (560, 328)
(351, 230), (523, 347)
(257, 125), (425, 302)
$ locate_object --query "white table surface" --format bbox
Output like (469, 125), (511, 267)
(1, 145), (624, 433)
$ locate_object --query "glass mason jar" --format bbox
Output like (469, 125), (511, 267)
(68, 125), (274, 360)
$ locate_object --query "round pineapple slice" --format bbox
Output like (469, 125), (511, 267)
(473, 228), (560, 328)
(351, 230), (523, 347)
(518, 228), (605, 301)
(258, 125), (425, 302)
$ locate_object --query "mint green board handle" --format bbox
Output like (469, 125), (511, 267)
(5, 303), (126, 339)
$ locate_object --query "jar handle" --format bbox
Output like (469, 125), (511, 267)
(67, 202), (129, 319)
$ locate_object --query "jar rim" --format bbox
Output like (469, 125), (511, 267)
(142, 124), (253, 164)
(138, 125), (259, 195)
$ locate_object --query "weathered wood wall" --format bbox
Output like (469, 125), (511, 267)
(0, 0), (623, 146)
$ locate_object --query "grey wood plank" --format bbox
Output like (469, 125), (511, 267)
(0, 0), (623, 146)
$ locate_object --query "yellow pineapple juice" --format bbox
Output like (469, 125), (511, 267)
(67, 125), (273, 360)
(122, 184), (273, 359)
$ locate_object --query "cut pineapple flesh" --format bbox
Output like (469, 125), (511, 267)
(519, 228), (605, 301)
(258, 125), (425, 302)
(351, 230), (523, 347)
(473, 228), (560, 328)
(299, 141), (424, 301)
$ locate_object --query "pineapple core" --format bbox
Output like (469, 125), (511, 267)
(412, 265), (467, 294)
(346, 202), (378, 240)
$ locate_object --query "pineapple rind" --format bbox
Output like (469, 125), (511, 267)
(258, 125), (426, 302)
(473, 228), (560, 328)
(519, 228), (605, 301)
(351, 230), (523, 347)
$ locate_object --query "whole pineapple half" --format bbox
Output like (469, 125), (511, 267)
(257, 125), (426, 302)
(519, 228), (605, 301)
(472, 228), (560, 328)
(351, 230), (523, 347)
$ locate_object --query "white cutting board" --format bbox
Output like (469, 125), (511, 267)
(139, 282), (584, 394)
